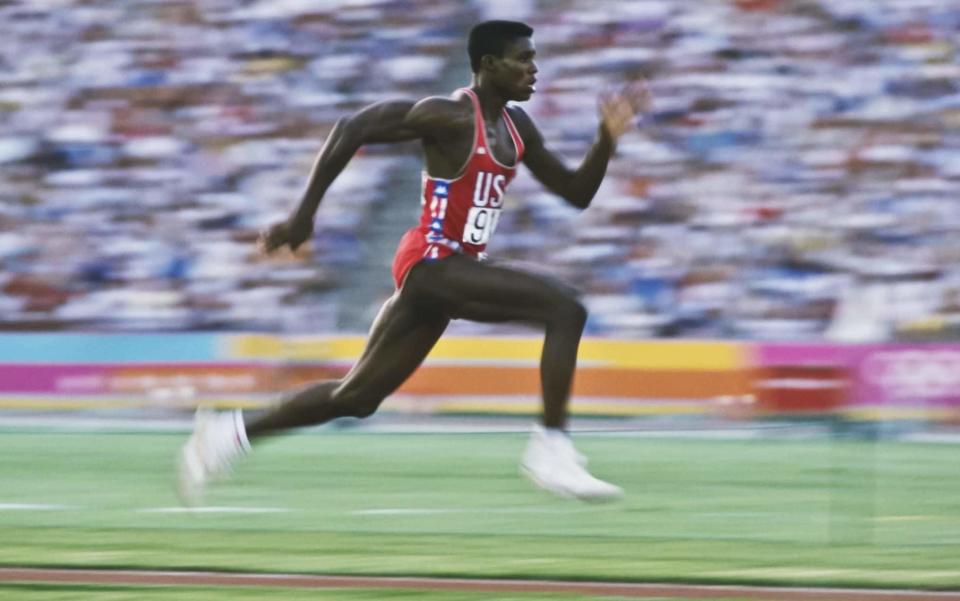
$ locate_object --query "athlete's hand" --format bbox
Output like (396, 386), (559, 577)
(258, 217), (313, 254)
(599, 79), (651, 140)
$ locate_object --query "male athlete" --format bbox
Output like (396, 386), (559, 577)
(178, 20), (650, 505)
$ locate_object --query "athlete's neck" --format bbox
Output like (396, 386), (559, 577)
(468, 81), (508, 123)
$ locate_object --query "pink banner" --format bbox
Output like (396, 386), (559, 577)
(753, 342), (960, 413)
(752, 342), (856, 367)
(0, 365), (112, 393)
(853, 345), (960, 408)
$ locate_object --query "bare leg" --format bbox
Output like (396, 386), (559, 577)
(409, 255), (587, 430)
(402, 256), (621, 500)
(180, 255), (618, 505)
(245, 291), (448, 440)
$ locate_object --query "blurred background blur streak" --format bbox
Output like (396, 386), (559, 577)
(1, 4), (960, 585)
(0, 0), (957, 341)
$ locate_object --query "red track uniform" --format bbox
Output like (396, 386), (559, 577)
(391, 88), (525, 288)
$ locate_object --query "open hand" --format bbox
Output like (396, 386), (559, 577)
(599, 79), (652, 140)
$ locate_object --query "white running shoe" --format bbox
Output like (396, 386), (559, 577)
(177, 408), (250, 507)
(520, 425), (623, 502)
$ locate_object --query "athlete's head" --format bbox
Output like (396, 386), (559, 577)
(468, 20), (538, 101)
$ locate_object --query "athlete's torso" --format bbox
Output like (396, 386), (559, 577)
(416, 88), (526, 258)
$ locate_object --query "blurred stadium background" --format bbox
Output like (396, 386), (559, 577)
(1, 0), (959, 598)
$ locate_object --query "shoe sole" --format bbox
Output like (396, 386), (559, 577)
(520, 465), (577, 500)
(519, 465), (623, 503)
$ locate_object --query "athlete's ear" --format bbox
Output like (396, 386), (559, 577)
(480, 54), (499, 72)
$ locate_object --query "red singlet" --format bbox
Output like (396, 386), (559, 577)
(391, 88), (525, 288)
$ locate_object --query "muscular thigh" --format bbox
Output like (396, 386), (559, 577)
(337, 291), (448, 399)
(405, 254), (580, 324)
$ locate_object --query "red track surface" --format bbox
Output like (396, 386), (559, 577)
(1, 567), (960, 600)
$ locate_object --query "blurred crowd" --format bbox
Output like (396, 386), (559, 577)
(0, 0), (466, 332)
(1, 0), (959, 340)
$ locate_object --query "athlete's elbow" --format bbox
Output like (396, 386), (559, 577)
(564, 191), (595, 210)
(324, 116), (375, 156)
(333, 115), (365, 139)
(335, 114), (368, 144)
(322, 116), (350, 146)
(331, 115), (352, 135)
(552, 182), (593, 209)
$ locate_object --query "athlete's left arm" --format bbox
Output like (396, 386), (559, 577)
(513, 82), (650, 210)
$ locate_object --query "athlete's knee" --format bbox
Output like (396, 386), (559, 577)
(338, 393), (384, 419)
(346, 400), (382, 419)
(331, 383), (384, 419)
(552, 294), (587, 330)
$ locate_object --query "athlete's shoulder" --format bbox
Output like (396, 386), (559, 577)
(410, 93), (470, 117)
(505, 104), (542, 145)
(407, 93), (473, 136)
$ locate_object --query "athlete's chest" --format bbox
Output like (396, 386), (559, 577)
(481, 120), (517, 166)
(423, 106), (521, 180)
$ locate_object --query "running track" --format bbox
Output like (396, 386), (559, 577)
(1, 568), (959, 600)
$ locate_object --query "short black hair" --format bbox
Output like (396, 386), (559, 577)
(468, 20), (534, 74)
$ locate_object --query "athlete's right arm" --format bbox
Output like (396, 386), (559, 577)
(260, 97), (453, 252)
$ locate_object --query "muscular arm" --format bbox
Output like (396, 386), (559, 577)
(294, 99), (444, 223)
(264, 97), (455, 251)
(512, 107), (615, 210)
(511, 82), (648, 211)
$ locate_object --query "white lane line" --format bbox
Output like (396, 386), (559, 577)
(0, 503), (291, 514)
(0, 503), (77, 511)
(138, 506), (291, 514)
(352, 508), (463, 516)
(351, 507), (606, 516)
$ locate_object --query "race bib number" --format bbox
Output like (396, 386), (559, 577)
(462, 207), (501, 245)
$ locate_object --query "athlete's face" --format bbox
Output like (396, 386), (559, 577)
(494, 37), (538, 101)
